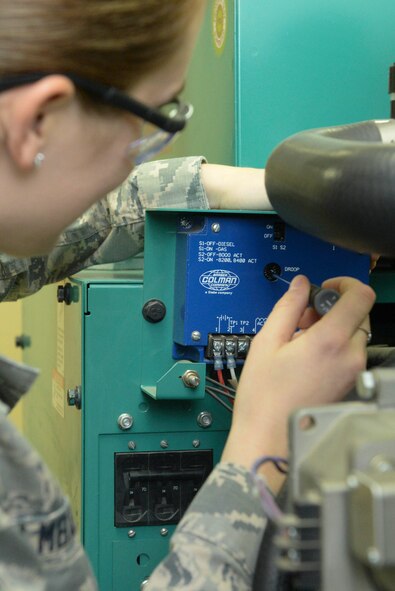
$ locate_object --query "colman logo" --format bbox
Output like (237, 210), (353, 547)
(199, 269), (240, 292)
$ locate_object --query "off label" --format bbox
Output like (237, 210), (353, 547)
(213, 0), (227, 54)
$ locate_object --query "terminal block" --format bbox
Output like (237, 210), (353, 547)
(206, 334), (252, 363)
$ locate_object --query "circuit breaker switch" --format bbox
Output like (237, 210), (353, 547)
(182, 370), (201, 389)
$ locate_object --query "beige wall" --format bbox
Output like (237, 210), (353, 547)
(0, 302), (23, 431)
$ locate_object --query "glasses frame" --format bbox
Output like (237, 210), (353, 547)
(0, 71), (190, 134)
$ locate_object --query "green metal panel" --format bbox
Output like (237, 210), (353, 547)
(162, 0), (235, 164)
(370, 272), (395, 303)
(236, 0), (395, 166)
(22, 284), (83, 531)
(98, 432), (227, 591)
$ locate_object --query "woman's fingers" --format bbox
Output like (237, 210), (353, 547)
(257, 275), (310, 348)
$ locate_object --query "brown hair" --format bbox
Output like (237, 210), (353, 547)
(0, 0), (196, 91)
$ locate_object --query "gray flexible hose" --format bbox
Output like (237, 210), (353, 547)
(265, 120), (395, 256)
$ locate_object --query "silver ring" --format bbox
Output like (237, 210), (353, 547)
(357, 327), (372, 345)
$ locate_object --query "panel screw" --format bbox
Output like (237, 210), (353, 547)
(192, 439), (201, 448)
(128, 530), (136, 538)
(211, 223), (221, 233)
(160, 528), (169, 537)
(182, 370), (201, 389)
(356, 371), (377, 400)
(57, 282), (73, 305)
(160, 440), (169, 449)
(191, 331), (201, 341)
(287, 526), (299, 539)
(67, 386), (82, 410)
(117, 413), (134, 431)
(128, 441), (137, 450)
(367, 547), (381, 565)
(15, 334), (31, 349)
(287, 549), (300, 562)
(197, 411), (213, 428)
(347, 475), (359, 489)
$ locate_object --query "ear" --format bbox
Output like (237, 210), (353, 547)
(1, 75), (75, 170)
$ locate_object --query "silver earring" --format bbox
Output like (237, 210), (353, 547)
(33, 152), (45, 168)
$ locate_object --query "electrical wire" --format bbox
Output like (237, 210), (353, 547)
(204, 383), (235, 400)
(217, 369), (226, 387)
(229, 367), (238, 385)
(206, 376), (237, 393)
(205, 387), (233, 413)
(251, 455), (288, 523)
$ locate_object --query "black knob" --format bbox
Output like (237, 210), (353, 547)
(15, 335), (31, 349)
(57, 283), (72, 305)
(142, 299), (166, 323)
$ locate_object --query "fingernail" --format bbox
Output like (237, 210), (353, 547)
(289, 275), (305, 290)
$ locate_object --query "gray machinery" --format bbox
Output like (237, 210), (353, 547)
(252, 114), (395, 591)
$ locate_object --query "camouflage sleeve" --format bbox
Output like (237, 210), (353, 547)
(0, 408), (98, 590)
(0, 156), (208, 301)
(146, 463), (267, 591)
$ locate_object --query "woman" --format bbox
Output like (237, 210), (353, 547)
(0, 0), (375, 589)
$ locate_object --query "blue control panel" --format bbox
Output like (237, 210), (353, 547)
(173, 213), (370, 360)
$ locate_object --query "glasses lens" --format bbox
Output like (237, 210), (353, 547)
(159, 100), (194, 123)
(127, 130), (176, 165)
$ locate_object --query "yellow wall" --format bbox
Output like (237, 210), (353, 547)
(0, 302), (24, 431)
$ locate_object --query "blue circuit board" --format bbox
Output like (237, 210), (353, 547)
(173, 213), (370, 359)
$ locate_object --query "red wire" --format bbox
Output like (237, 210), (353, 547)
(216, 369), (233, 404)
(217, 369), (225, 386)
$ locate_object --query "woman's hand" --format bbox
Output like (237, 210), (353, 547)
(221, 275), (376, 491)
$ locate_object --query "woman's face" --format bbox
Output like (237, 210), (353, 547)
(0, 2), (206, 256)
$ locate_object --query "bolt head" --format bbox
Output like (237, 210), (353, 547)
(367, 546), (381, 565)
(128, 530), (136, 538)
(118, 413), (133, 431)
(191, 331), (201, 341)
(197, 411), (213, 428)
(182, 370), (201, 389)
(356, 371), (377, 400)
(160, 528), (169, 537)
(347, 475), (359, 489)
(211, 223), (221, 233)
(160, 440), (169, 449)
(192, 439), (201, 448)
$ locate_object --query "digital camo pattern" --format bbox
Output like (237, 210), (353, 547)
(0, 156), (208, 588)
(146, 463), (267, 591)
(0, 156), (208, 302)
(0, 403), (97, 590)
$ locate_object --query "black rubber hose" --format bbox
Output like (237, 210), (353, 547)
(265, 120), (395, 256)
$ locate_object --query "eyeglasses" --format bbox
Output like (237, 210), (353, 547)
(0, 71), (193, 164)
(127, 100), (193, 165)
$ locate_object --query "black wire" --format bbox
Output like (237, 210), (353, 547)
(253, 456), (289, 475)
(205, 388), (233, 413)
(204, 383), (235, 399)
(206, 375), (237, 393)
(273, 462), (289, 475)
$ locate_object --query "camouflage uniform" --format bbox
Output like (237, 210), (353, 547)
(146, 463), (267, 591)
(2, 156), (260, 590)
(0, 357), (97, 591)
(0, 156), (208, 301)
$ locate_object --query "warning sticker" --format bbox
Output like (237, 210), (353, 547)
(212, 0), (227, 54)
